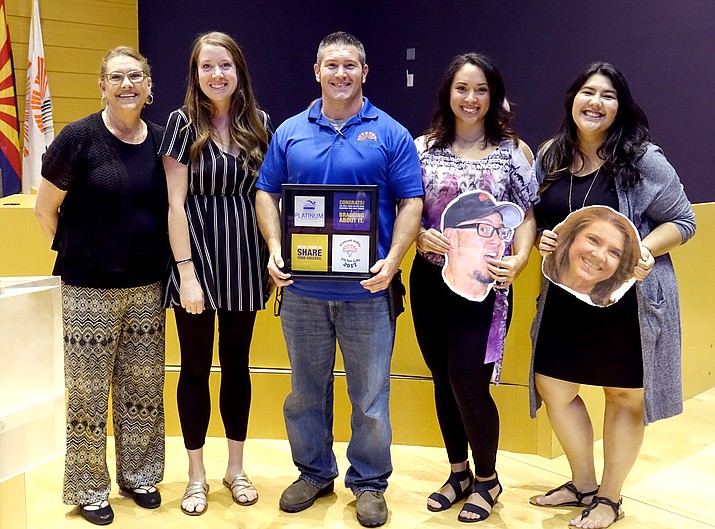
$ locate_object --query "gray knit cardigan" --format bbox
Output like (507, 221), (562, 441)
(529, 144), (696, 425)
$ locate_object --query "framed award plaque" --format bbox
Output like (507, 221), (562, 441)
(281, 184), (379, 281)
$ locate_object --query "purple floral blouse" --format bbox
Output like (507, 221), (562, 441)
(415, 137), (538, 382)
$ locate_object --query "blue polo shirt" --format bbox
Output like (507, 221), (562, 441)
(257, 97), (423, 300)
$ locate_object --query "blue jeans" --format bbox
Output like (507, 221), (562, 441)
(280, 289), (395, 494)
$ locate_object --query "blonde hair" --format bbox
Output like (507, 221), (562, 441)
(99, 46), (151, 79)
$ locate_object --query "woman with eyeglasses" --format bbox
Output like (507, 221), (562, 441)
(410, 53), (538, 522)
(35, 47), (168, 525)
(161, 31), (271, 516)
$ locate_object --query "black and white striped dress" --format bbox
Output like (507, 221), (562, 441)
(160, 107), (269, 312)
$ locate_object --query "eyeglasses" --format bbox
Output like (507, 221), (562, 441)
(454, 222), (514, 241)
(104, 70), (147, 85)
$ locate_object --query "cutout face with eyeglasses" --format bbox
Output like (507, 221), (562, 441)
(443, 211), (508, 300)
(439, 190), (524, 302)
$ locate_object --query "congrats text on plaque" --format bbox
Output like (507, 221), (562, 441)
(333, 192), (371, 231)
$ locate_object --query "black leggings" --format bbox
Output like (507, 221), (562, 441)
(410, 255), (511, 478)
(174, 307), (257, 450)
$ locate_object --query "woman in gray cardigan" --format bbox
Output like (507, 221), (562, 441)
(528, 63), (695, 529)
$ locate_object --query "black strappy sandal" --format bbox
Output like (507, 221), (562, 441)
(457, 473), (502, 523)
(571, 495), (624, 528)
(529, 480), (598, 507)
(427, 464), (474, 512)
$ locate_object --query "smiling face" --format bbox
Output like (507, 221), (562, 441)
(446, 211), (505, 287)
(565, 220), (625, 294)
(99, 56), (151, 115)
(314, 44), (368, 118)
(450, 63), (490, 128)
(197, 44), (238, 112)
(572, 73), (619, 142)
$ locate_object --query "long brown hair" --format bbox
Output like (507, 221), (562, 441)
(539, 62), (651, 192)
(423, 52), (518, 150)
(184, 31), (269, 171)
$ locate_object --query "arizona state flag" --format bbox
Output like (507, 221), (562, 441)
(0, 0), (21, 197)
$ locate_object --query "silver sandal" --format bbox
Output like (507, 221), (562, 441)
(180, 482), (209, 516)
(223, 473), (258, 506)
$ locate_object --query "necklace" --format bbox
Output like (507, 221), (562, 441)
(102, 110), (146, 144)
(455, 134), (484, 143)
(451, 133), (493, 161)
(454, 133), (486, 146)
(568, 166), (601, 212)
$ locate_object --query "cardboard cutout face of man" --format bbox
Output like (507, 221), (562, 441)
(542, 205), (642, 307)
(440, 191), (524, 302)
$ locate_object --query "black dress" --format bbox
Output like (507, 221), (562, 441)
(533, 170), (643, 388)
(160, 107), (269, 311)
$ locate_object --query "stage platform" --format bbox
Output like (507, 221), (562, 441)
(15, 387), (715, 529)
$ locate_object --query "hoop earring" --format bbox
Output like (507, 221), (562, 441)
(145, 93), (154, 106)
(100, 94), (107, 107)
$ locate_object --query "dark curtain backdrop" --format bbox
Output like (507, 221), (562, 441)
(140, 0), (714, 203)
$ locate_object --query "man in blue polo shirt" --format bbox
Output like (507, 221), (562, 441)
(256, 31), (423, 528)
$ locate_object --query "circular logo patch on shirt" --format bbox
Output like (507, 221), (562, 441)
(356, 131), (378, 143)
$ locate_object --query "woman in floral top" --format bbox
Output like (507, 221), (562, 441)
(410, 52), (538, 523)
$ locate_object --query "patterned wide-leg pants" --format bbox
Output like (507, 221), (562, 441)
(61, 282), (166, 505)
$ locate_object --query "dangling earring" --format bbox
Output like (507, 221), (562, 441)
(145, 93), (154, 106)
(100, 94), (107, 107)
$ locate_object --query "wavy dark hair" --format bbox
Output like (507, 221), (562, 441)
(184, 31), (269, 171)
(543, 206), (640, 306)
(539, 62), (651, 191)
(423, 53), (518, 150)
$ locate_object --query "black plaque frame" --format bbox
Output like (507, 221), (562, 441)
(281, 184), (379, 281)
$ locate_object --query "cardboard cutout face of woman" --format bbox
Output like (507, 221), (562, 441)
(440, 190), (524, 302)
(542, 205), (641, 307)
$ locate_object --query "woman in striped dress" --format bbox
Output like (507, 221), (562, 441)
(160, 31), (271, 516)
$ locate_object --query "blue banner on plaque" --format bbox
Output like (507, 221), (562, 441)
(333, 192), (371, 231)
